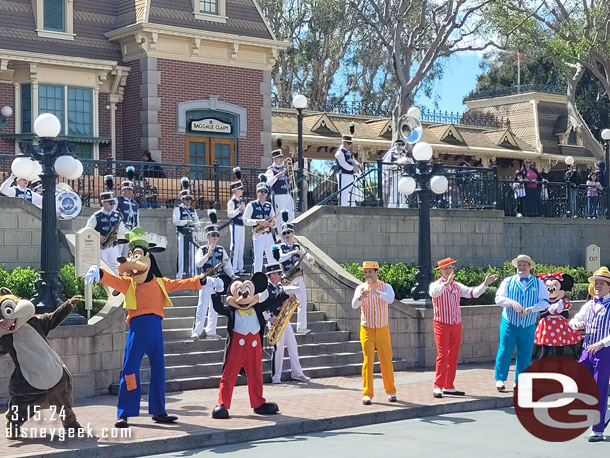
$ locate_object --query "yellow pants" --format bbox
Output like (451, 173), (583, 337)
(360, 325), (396, 398)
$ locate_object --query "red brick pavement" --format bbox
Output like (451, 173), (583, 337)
(1, 364), (516, 458)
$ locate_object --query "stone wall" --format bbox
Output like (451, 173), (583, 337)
(295, 206), (610, 267)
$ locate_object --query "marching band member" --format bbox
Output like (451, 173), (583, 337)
(116, 167), (140, 258)
(429, 258), (497, 398)
(382, 139), (411, 208)
(192, 210), (236, 341)
(569, 267), (610, 442)
(227, 168), (246, 274)
(264, 146), (294, 223)
(334, 133), (361, 207)
(86, 191), (123, 274)
(351, 261), (397, 405)
(0, 173), (42, 208)
(258, 262), (310, 384)
(494, 254), (549, 391)
(278, 210), (312, 334)
(244, 180), (276, 273)
(173, 177), (199, 279)
(30, 180), (43, 209)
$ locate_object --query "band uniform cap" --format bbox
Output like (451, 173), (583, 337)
(342, 134), (353, 142)
(435, 257), (457, 269)
(100, 191), (115, 202)
(125, 226), (149, 250)
(264, 263), (282, 274)
(358, 261), (380, 271)
(204, 224), (219, 235)
(256, 182), (269, 193)
(281, 222), (295, 233)
(31, 180), (42, 190)
(588, 266), (610, 285)
(394, 138), (405, 145)
(180, 189), (192, 200)
(271, 149), (284, 158)
(121, 180), (134, 190)
(230, 180), (244, 191)
(511, 254), (536, 268)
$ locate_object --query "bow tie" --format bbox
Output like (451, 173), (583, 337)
(594, 297), (604, 305)
(237, 309), (255, 316)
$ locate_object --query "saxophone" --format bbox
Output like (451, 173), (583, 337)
(252, 215), (276, 236)
(200, 250), (233, 279)
(101, 224), (120, 249)
(281, 249), (315, 285)
(266, 295), (300, 346)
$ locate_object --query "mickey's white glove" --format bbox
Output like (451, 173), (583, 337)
(205, 277), (216, 288)
(213, 277), (224, 293)
(85, 265), (100, 285)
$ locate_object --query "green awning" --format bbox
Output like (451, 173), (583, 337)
(1, 133), (111, 144)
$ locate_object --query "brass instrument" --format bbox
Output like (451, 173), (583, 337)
(267, 295), (300, 346)
(285, 157), (298, 205)
(281, 249), (315, 285)
(200, 250), (233, 278)
(396, 114), (423, 144)
(101, 224), (120, 249)
(252, 215), (276, 236)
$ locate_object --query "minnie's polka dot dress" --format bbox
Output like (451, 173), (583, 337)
(535, 300), (583, 346)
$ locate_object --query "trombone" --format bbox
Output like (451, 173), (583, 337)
(285, 157), (298, 205)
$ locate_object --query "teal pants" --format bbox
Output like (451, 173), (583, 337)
(494, 318), (536, 384)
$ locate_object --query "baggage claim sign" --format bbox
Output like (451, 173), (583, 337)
(191, 118), (232, 134)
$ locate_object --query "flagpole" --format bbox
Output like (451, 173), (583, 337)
(517, 48), (521, 94)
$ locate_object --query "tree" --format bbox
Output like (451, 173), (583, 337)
(351, 0), (495, 130)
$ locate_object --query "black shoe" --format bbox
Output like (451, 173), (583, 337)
(443, 389), (466, 396)
(212, 405), (229, 419)
(114, 417), (129, 428)
(152, 414), (178, 424)
(112, 289), (121, 297)
(253, 402), (279, 415)
(588, 434), (604, 442)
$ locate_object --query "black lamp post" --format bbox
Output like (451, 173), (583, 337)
(292, 94), (307, 212)
(399, 142), (448, 306)
(18, 113), (85, 324)
(602, 129), (610, 219)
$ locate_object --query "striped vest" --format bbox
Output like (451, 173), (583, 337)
(584, 297), (610, 348)
(503, 275), (540, 328)
(360, 281), (389, 328)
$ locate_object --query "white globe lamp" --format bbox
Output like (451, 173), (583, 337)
(54, 155), (78, 179)
(67, 159), (84, 180)
(601, 129), (610, 141)
(25, 161), (43, 182)
(407, 106), (421, 120)
(564, 156), (574, 165)
(1, 106), (13, 118)
(292, 94), (307, 110)
(398, 176), (417, 196)
(34, 113), (61, 138)
(11, 156), (35, 179)
(430, 175), (449, 194)
(412, 142), (433, 162)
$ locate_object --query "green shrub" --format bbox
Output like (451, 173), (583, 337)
(567, 283), (590, 301)
(5, 267), (40, 298)
(58, 263), (107, 300)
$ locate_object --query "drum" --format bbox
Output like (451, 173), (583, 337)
(194, 224), (206, 244)
(55, 188), (82, 220)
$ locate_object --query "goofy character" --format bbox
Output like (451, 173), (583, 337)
(211, 272), (279, 419)
(85, 226), (205, 428)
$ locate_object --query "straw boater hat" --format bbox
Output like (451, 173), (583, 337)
(435, 257), (457, 269)
(264, 263), (282, 275)
(511, 254), (536, 268)
(588, 267), (610, 285)
(358, 261), (379, 271)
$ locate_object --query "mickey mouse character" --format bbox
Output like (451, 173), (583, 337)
(535, 271), (582, 358)
(0, 290), (83, 440)
(211, 272), (279, 419)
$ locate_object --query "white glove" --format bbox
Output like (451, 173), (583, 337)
(213, 277), (224, 293)
(205, 277), (216, 288)
(85, 265), (100, 285)
(548, 302), (563, 314)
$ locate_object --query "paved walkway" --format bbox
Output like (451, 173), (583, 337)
(1, 364), (515, 458)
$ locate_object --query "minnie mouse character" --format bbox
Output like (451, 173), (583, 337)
(534, 271), (582, 358)
(211, 272), (279, 419)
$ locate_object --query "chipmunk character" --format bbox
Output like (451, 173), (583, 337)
(0, 290), (82, 440)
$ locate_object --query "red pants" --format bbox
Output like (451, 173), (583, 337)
(433, 320), (462, 390)
(218, 332), (266, 409)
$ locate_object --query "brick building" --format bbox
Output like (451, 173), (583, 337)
(0, 0), (288, 168)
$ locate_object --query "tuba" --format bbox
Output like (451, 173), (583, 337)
(285, 157), (298, 205)
(266, 295), (300, 346)
(396, 114), (423, 144)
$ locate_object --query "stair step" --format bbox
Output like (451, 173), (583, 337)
(109, 359), (409, 395)
(162, 310), (327, 326)
(168, 295), (317, 311)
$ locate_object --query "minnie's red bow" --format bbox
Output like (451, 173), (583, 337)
(537, 270), (564, 282)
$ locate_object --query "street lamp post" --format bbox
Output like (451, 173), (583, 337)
(398, 142), (448, 306)
(18, 113), (85, 324)
(292, 94), (307, 213)
(602, 129), (610, 219)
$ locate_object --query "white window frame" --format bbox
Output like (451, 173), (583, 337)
(34, 0), (75, 41)
(192, 0), (227, 24)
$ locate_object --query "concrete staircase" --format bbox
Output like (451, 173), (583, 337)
(110, 294), (408, 394)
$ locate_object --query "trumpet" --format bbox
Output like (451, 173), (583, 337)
(285, 157), (298, 205)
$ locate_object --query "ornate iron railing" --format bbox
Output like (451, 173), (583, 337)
(464, 84), (566, 101)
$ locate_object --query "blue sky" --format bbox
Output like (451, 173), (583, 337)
(415, 53), (483, 114)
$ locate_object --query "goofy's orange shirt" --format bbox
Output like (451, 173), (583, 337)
(100, 268), (202, 325)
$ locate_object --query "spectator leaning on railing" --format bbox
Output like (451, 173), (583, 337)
(519, 159), (542, 217)
(141, 151), (167, 179)
(565, 164), (580, 218)
(586, 171), (603, 219)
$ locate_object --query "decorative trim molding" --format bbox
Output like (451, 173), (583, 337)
(35, 30), (75, 41)
(177, 96), (247, 137)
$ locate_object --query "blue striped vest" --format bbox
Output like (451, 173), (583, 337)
(503, 275), (540, 327)
(584, 297), (610, 348)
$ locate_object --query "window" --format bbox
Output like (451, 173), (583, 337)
(568, 130), (578, 145)
(43, 0), (65, 32)
(200, 0), (218, 15)
(68, 88), (93, 136)
(72, 144), (93, 161)
(21, 84), (32, 134)
(39, 85), (65, 131)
